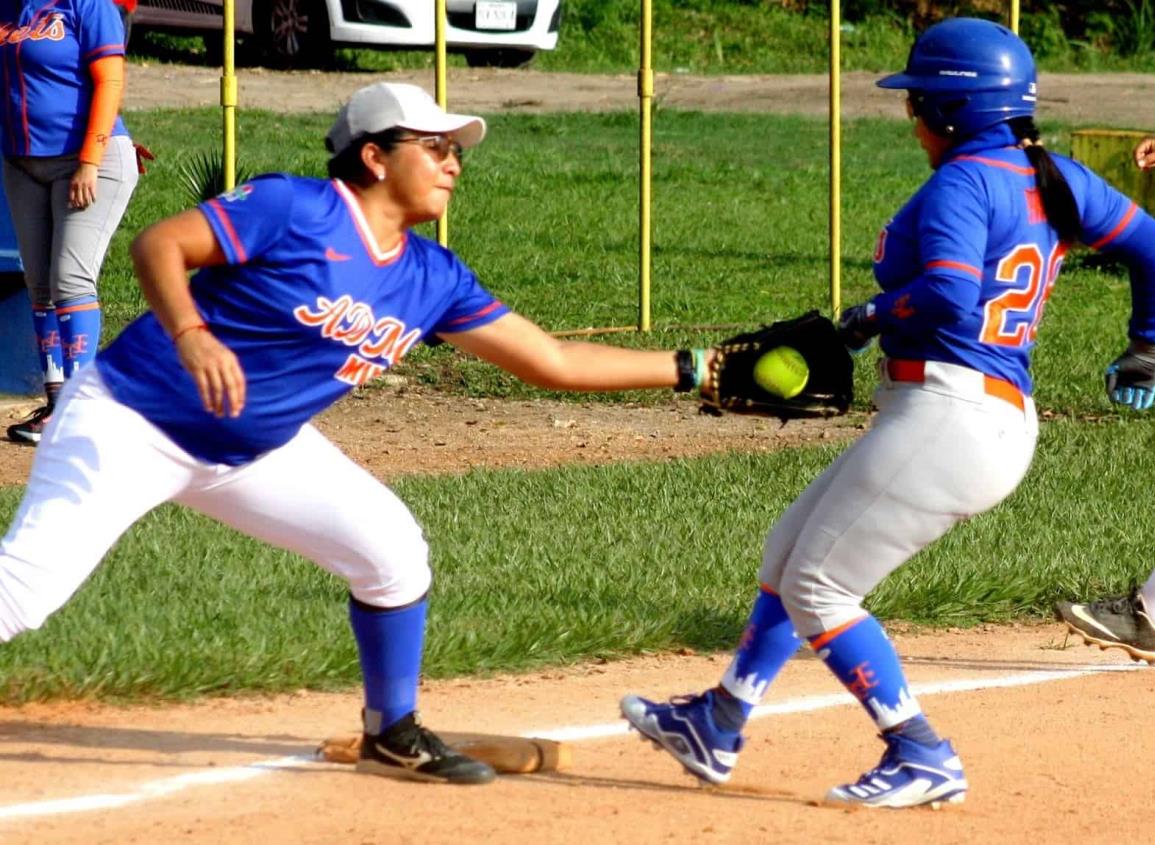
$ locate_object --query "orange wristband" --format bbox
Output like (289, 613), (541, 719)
(172, 323), (208, 342)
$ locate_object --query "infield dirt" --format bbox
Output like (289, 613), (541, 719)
(1, 68), (1153, 844)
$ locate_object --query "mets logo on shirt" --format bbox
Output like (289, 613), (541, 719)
(293, 294), (421, 386)
(218, 184), (254, 203)
(0, 14), (65, 44)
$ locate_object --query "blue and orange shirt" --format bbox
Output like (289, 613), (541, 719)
(98, 175), (510, 465)
(870, 122), (1155, 395)
(0, 0), (127, 157)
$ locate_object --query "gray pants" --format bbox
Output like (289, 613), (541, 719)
(2, 135), (138, 306)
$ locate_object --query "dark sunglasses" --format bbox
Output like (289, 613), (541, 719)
(395, 134), (464, 164)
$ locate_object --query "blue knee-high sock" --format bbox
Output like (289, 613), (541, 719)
(714, 588), (803, 732)
(809, 613), (939, 745)
(31, 306), (64, 398)
(349, 594), (427, 733)
(56, 295), (102, 377)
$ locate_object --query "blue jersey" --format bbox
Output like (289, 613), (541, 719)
(0, 0), (127, 157)
(98, 175), (509, 465)
(870, 122), (1155, 395)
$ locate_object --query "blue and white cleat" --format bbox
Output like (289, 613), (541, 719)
(826, 733), (968, 809)
(620, 690), (743, 785)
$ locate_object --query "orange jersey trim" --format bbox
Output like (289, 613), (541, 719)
(78, 55), (124, 165)
(953, 155), (1035, 176)
(1089, 202), (1138, 251)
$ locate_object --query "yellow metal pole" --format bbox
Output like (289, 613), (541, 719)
(637, 0), (653, 332)
(829, 0), (841, 317)
(1009, 0), (1020, 33)
(435, 0), (448, 246)
(221, 0), (237, 190)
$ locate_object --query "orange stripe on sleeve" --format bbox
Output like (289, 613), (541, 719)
(807, 615), (868, 651)
(206, 200), (248, 263)
(445, 300), (503, 327)
(925, 259), (983, 279)
(78, 55), (124, 165)
(1090, 202), (1139, 251)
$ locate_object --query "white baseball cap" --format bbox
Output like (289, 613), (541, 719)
(325, 82), (487, 156)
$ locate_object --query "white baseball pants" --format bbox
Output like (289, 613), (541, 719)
(759, 360), (1039, 637)
(0, 368), (430, 641)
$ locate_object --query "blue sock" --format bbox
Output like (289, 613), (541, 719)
(31, 306), (64, 396)
(809, 613), (937, 744)
(714, 588), (803, 732)
(56, 295), (102, 377)
(349, 594), (427, 733)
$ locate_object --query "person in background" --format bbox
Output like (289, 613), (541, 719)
(1, 0), (139, 443)
(1053, 135), (1155, 662)
(621, 18), (1155, 809)
(111, 0), (133, 45)
(1135, 136), (1155, 171)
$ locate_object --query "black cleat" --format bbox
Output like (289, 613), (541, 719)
(1055, 590), (1155, 664)
(6, 404), (53, 445)
(356, 711), (496, 785)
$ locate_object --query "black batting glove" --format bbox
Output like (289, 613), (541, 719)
(1105, 341), (1155, 411)
(837, 302), (880, 354)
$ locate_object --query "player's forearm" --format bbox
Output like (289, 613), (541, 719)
(534, 342), (681, 391)
(130, 231), (204, 338)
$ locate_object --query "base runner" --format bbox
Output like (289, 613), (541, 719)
(621, 18), (1155, 808)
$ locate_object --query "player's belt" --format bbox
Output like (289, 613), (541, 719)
(884, 358), (1026, 412)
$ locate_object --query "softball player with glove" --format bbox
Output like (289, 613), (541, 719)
(623, 18), (1155, 808)
(0, 82), (718, 785)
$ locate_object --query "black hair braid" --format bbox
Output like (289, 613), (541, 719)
(1008, 117), (1082, 244)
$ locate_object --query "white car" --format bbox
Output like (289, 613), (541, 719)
(131, 0), (562, 68)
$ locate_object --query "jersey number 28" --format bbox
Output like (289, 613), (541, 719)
(980, 242), (1068, 347)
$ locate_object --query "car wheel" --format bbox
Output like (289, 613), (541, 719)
(253, 0), (332, 67)
(464, 48), (535, 69)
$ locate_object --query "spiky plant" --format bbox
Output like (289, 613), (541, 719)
(177, 149), (255, 204)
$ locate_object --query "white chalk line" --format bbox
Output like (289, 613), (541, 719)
(0, 661), (1144, 821)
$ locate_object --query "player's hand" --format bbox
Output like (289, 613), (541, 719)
(1105, 341), (1155, 410)
(1135, 137), (1155, 171)
(69, 163), (99, 209)
(836, 302), (880, 355)
(175, 328), (247, 418)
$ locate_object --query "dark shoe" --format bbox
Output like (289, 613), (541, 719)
(1055, 590), (1155, 663)
(356, 711), (496, 785)
(6, 404), (53, 444)
(620, 689), (744, 784)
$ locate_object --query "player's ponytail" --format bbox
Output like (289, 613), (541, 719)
(1008, 117), (1082, 244)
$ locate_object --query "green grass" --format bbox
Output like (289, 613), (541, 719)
(130, 3), (1155, 74)
(0, 419), (1149, 702)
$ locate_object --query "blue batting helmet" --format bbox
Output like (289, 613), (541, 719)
(877, 17), (1037, 138)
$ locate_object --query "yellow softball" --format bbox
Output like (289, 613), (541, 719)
(753, 346), (809, 399)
